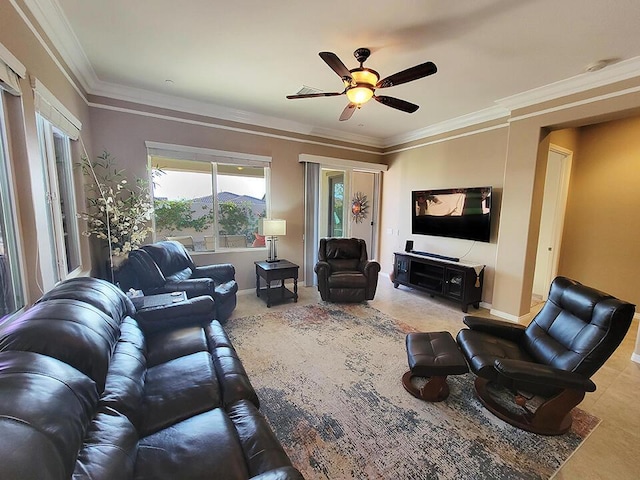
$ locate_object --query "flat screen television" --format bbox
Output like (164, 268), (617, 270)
(411, 186), (492, 242)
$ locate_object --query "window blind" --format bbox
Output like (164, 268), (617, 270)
(31, 77), (81, 140)
(145, 141), (271, 167)
(0, 42), (25, 96)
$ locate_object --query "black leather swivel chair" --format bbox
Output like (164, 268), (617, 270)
(314, 238), (380, 302)
(456, 276), (635, 435)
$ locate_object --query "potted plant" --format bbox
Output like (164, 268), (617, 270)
(78, 150), (153, 280)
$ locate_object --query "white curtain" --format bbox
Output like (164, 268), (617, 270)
(303, 162), (320, 286)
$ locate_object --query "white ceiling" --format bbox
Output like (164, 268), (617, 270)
(26, 0), (640, 146)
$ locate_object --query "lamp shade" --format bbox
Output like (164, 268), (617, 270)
(258, 219), (286, 236)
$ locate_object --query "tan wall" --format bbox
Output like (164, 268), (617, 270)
(493, 85), (640, 318)
(380, 126), (509, 304)
(1, 0), (93, 304)
(88, 103), (382, 290)
(557, 115), (640, 305)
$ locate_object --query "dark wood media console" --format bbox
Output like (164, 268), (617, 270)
(393, 252), (485, 312)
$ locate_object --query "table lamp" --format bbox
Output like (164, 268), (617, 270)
(258, 219), (286, 262)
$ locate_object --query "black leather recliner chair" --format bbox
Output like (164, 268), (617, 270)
(314, 238), (380, 302)
(117, 241), (238, 322)
(456, 276), (635, 435)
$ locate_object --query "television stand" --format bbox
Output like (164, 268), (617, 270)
(393, 252), (484, 312)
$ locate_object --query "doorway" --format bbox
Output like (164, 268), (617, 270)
(532, 145), (573, 303)
(319, 169), (377, 255)
(303, 159), (384, 287)
(350, 171), (376, 256)
(327, 172), (344, 237)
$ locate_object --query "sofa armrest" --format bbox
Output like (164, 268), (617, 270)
(495, 358), (596, 392)
(314, 260), (330, 276)
(314, 261), (330, 300)
(128, 249), (166, 288)
(135, 296), (215, 334)
(192, 263), (236, 284)
(147, 278), (214, 298)
(463, 316), (526, 342)
(228, 400), (302, 479)
(363, 260), (381, 277)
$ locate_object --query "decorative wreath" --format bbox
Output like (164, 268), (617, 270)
(351, 192), (369, 223)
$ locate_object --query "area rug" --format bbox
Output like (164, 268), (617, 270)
(225, 303), (599, 480)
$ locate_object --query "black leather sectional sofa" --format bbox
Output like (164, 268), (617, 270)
(0, 276), (302, 480)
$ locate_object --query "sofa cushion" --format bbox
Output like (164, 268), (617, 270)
(328, 271), (368, 288)
(37, 276), (135, 320)
(146, 325), (209, 367)
(141, 351), (221, 436)
(166, 267), (193, 282)
(136, 408), (250, 480)
(142, 241), (195, 276)
(0, 351), (98, 480)
(127, 249), (166, 288)
(328, 258), (361, 272)
(0, 299), (120, 391)
(325, 238), (362, 259)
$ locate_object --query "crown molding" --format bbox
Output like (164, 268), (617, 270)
(90, 79), (385, 148)
(497, 56), (640, 111)
(382, 106), (510, 147)
(22, 0), (99, 91)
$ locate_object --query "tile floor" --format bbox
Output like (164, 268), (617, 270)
(231, 278), (640, 479)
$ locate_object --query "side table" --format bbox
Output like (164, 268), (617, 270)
(255, 260), (299, 307)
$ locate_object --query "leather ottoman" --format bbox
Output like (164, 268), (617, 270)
(402, 331), (469, 401)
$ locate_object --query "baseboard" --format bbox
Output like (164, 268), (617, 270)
(238, 280), (307, 296)
(479, 301), (492, 311)
(631, 352), (640, 364)
(488, 308), (529, 323)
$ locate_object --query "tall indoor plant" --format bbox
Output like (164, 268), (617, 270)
(79, 150), (153, 279)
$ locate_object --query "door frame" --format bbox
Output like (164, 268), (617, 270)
(533, 144), (573, 300)
(300, 155), (387, 286)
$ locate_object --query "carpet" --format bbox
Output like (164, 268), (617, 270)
(225, 303), (599, 480)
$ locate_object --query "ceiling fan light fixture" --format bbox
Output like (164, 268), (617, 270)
(350, 68), (379, 86)
(345, 68), (379, 105)
(346, 85), (375, 105)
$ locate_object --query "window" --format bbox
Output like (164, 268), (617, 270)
(37, 114), (81, 279)
(151, 156), (269, 251)
(0, 94), (25, 319)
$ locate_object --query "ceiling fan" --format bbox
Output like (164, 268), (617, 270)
(286, 48), (437, 121)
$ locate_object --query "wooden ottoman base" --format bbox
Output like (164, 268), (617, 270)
(402, 371), (451, 402)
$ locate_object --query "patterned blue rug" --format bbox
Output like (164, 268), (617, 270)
(226, 303), (599, 480)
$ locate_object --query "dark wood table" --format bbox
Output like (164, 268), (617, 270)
(255, 260), (299, 307)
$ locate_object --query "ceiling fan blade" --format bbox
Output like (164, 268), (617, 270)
(374, 95), (419, 113)
(319, 52), (353, 81)
(339, 103), (357, 121)
(376, 61), (437, 89)
(286, 92), (344, 99)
